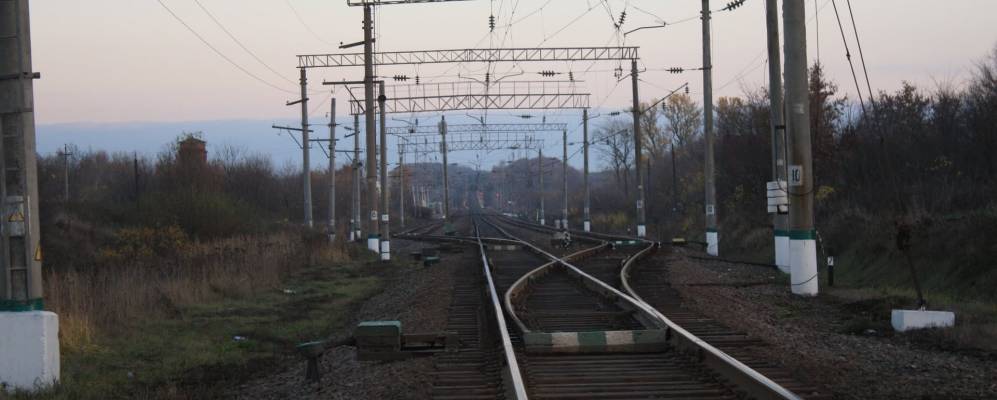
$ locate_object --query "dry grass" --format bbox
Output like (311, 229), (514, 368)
(42, 230), (344, 352)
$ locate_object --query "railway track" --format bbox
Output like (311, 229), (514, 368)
(400, 213), (819, 399)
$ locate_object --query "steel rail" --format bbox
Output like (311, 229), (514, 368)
(490, 215), (803, 400)
(471, 220), (529, 400)
(618, 241), (804, 400)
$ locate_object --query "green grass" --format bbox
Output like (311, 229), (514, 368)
(8, 251), (383, 400)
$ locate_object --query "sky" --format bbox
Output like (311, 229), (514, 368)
(27, 0), (997, 168)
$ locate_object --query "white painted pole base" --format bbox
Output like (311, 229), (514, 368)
(583, 220), (591, 232)
(540, 218), (545, 226)
(774, 234), (791, 274)
(380, 240), (391, 261)
(790, 238), (819, 296)
(637, 224), (646, 238)
(355, 230), (362, 242)
(349, 231), (355, 242)
(706, 231), (719, 256)
(0, 311), (60, 392)
(562, 219), (568, 230)
(554, 220), (561, 229)
(367, 235), (380, 254)
(891, 309), (955, 332)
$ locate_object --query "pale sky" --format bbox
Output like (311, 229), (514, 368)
(28, 0), (997, 126)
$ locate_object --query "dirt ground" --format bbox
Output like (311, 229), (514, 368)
(227, 236), (473, 400)
(662, 247), (997, 400)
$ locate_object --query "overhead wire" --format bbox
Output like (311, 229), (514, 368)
(284, 0), (337, 46)
(192, 0), (296, 86)
(155, 0), (298, 94)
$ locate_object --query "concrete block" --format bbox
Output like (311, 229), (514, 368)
(0, 311), (60, 392)
(355, 321), (402, 351)
(891, 309), (955, 332)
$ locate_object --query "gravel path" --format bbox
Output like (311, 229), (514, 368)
(228, 237), (472, 400)
(661, 248), (997, 399)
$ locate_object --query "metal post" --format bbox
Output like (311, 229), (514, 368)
(703, 0), (718, 255)
(398, 145), (405, 229)
(767, 0), (791, 272)
(328, 98), (337, 242)
(300, 68), (313, 228)
(562, 129), (569, 230)
(378, 81), (390, 260)
(784, 0), (819, 296)
(363, 4), (379, 253)
(61, 144), (72, 202)
(538, 148), (545, 225)
(353, 114), (361, 241)
(440, 117), (450, 221)
(582, 109), (591, 232)
(1, 0), (43, 306)
(631, 60), (646, 238)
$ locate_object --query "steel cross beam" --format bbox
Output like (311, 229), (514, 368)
(347, 81), (590, 115)
(347, 0), (476, 5)
(387, 122), (567, 135)
(298, 47), (638, 68)
(400, 138), (542, 154)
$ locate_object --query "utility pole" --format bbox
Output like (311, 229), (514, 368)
(562, 129), (569, 230)
(363, 4), (379, 253)
(784, 0), (819, 296)
(378, 81), (390, 260)
(538, 147), (545, 225)
(767, 0), (791, 273)
(1, 0), (60, 390)
(582, 109), (591, 232)
(352, 114), (362, 242)
(439, 117), (451, 227)
(703, 0), (719, 255)
(60, 144), (73, 202)
(328, 98), (337, 242)
(300, 68), (313, 228)
(631, 60), (646, 238)
(398, 145), (405, 229)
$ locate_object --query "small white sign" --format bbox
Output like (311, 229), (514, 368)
(706, 205), (716, 216)
(369, 211), (378, 220)
(789, 165), (804, 187)
(636, 200), (643, 209)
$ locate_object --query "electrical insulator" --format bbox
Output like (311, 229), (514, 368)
(613, 67), (623, 79)
(485, 72), (491, 84)
(568, 72), (575, 82)
(723, 0), (746, 11)
(489, 15), (496, 32)
(618, 11), (627, 27)
(668, 67), (685, 74)
(539, 70), (557, 77)
(685, 86), (690, 95)
(415, 75), (420, 85)
(393, 75), (409, 81)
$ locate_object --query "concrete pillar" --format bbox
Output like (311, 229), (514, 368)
(1, 0), (60, 390)
(767, 0), (791, 273)
(784, 0), (819, 295)
(703, 0), (718, 255)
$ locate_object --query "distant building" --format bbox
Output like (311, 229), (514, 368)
(178, 136), (207, 166)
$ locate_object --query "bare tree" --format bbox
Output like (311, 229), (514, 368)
(594, 119), (633, 197)
(662, 93), (702, 149)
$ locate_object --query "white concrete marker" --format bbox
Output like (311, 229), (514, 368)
(554, 220), (561, 229)
(637, 225), (646, 238)
(583, 220), (591, 232)
(775, 234), (790, 274)
(367, 236), (380, 253)
(706, 231), (719, 256)
(539, 218), (545, 226)
(790, 237), (818, 296)
(0, 311), (60, 392)
(380, 241), (391, 261)
(562, 219), (568, 230)
(892, 309), (955, 332)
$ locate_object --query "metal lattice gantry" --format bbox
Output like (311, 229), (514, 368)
(400, 135), (542, 154)
(386, 122), (567, 135)
(345, 81), (590, 115)
(298, 47), (639, 68)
